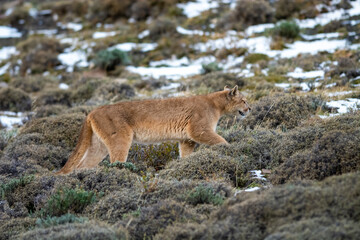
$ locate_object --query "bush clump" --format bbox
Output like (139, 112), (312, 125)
(128, 142), (178, 171)
(94, 49), (130, 72)
(275, 0), (319, 20)
(271, 130), (360, 184)
(19, 221), (128, 240)
(186, 185), (225, 206)
(242, 94), (320, 130)
(219, 0), (274, 30)
(35, 89), (72, 107)
(86, 188), (141, 223)
(89, 81), (135, 104)
(36, 213), (88, 228)
(0, 175), (34, 200)
(272, 20), (300, 39)
(244, 53), (270, 64)
(149, 18), (178, 41)
(16, 37), (64, 74)
(0, 87), (31, 112)
(3, 113), (84, 173)
(159, 149), (245, 186)
(157, 172), (360, 239)
(201, 62), (223, 74)
(188, 72), (245, 92)
(40, 187), (97, 217)
(123, 200), (196, 240)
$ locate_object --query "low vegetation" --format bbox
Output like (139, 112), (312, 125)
(0, 0), (358, 239)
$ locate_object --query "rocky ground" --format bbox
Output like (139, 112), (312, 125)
(0, 0), (359, 239)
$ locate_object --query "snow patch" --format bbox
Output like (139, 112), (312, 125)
(245, 23), (275, 36)
(58, 50), (89, 72)
(287, 68), (324, 79)
(0, 26), (22, 38)
(110, 43), (157, 52)
(327, 91), (353, 97)
(0, 63), (10, 75)
(0, 112), (26, 129)
(59, 83), (69, 90)
(93, 31), (117, 39)
(177, 0), (219, 18)
(0, 46), (18, 61)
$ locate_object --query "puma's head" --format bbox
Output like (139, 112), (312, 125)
(224, 85), (251, 117)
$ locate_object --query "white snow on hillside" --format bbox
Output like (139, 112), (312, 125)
(0, 26), (22, 38)
(0, 46), (18, 61)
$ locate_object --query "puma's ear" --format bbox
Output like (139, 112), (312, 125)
(229, 85), (239, 96)
(224, 85), (230, 90)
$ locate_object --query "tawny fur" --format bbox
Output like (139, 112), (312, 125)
(56, 86), (251, 174)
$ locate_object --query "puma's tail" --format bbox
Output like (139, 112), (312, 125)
(55, 118), (93, 175)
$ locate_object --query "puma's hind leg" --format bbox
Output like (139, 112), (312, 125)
(179, 140), (196, 158)
(76, 133), (108, 169)
(104, 126), (134, 163)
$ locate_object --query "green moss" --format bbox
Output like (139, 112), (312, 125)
(244, 53), (270, 64)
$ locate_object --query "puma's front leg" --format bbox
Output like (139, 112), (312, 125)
(179, 140), (196, 158)
(189, 129), (229, 146)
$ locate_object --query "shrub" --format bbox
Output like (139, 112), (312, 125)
(157, 172), (360, 239)
(40, 187), (97, 217)
(201, 62), (223, 74)
(242, 94), (320, 130)
(149, 18), (178, 41)
(86, 188), (141, 223)
(0, 175), (34, 200)
(19, 113), (84, 150)
(0, 87), (31, 112)
(188, 72), (246, 93)
(35, 89), (72, 107)
(69, 168), (142, 194)
(16, 37), (64, 74)
(330, 57), (360, 79)
(101, 160), (138, 172)
(94, 49), (130, 72)
(0, 129), (17, 152)
(0, 175), (56, 215)
(131, 0), (151, 21)
(275, 0), (319, 20)
(4, 133), (70, 172)
(90, 0), (133, 22)
(36, 213), (88, 228)
(124, 200), (196, 239)
(70, 78), (103, 104)
(159, 149), (246, 187)
(33, 105), (67, 118)
(272, 20), (300, 39)
(18, 221), (128, 240)
(271, 130), (360, 184)
(186, 185), (224, 206)
(141, 179), (232, 206)
(9, 75), (48, 93)
(89, 81), (135, 104)
(0, 218), (36, 240)
(218, 0), (274, 30)
(128, 142), (178, 171)
(244, 53), (270, 64)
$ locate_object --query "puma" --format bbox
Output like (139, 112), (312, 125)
(56, 86), (251, 174)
